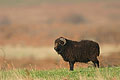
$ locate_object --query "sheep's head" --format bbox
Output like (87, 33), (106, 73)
(54, 37), (66, 54)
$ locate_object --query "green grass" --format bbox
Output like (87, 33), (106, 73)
(0, 67), (120, 80)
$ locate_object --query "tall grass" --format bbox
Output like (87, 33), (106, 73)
(0, 67), (120, 80)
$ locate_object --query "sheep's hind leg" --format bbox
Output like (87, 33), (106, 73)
(92, 59), (99, 68)
(92, 62), (96, 67)
(96, 60), (99, 68)
(69, 61), (75, 71)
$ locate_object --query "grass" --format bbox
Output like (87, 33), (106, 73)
(0, 67), (120, 80)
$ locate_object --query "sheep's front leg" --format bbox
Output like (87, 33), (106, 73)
(69, 61), (75, 71)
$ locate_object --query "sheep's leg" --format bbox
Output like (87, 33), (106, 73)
(96, 60), (99, 68)
(92, 59), (99, 68)
(69, 61), (75, 71)
(92, 62), (96, 67)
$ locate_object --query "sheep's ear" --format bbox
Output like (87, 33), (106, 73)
(60, 37), (66, 45)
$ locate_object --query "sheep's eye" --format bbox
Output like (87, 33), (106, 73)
(57, 42), (61, 45)
(58, 42), (61, 45)
(61, 42), (64, 45)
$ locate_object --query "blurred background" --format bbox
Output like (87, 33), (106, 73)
(0, 0), (120, 70)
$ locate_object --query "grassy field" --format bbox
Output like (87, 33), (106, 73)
(0, 67), (120, 80)
(0, 0), (120, 80)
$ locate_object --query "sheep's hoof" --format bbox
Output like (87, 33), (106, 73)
(70, 69), (74, 71)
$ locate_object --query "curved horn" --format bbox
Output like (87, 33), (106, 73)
(60, 37), (66, 45)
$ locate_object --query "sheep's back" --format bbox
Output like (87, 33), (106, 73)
(73, 40), (100, 62)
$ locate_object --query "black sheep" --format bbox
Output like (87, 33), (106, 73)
(54, 37), (100, 71)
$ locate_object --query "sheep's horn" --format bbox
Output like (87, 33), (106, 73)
(60, 37), (66, 45)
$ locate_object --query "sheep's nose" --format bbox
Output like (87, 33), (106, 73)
(54, 47), (60, 51)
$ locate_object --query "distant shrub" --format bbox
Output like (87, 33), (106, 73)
(0, 16), (11, 26)
(63, 14), (87, 24)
